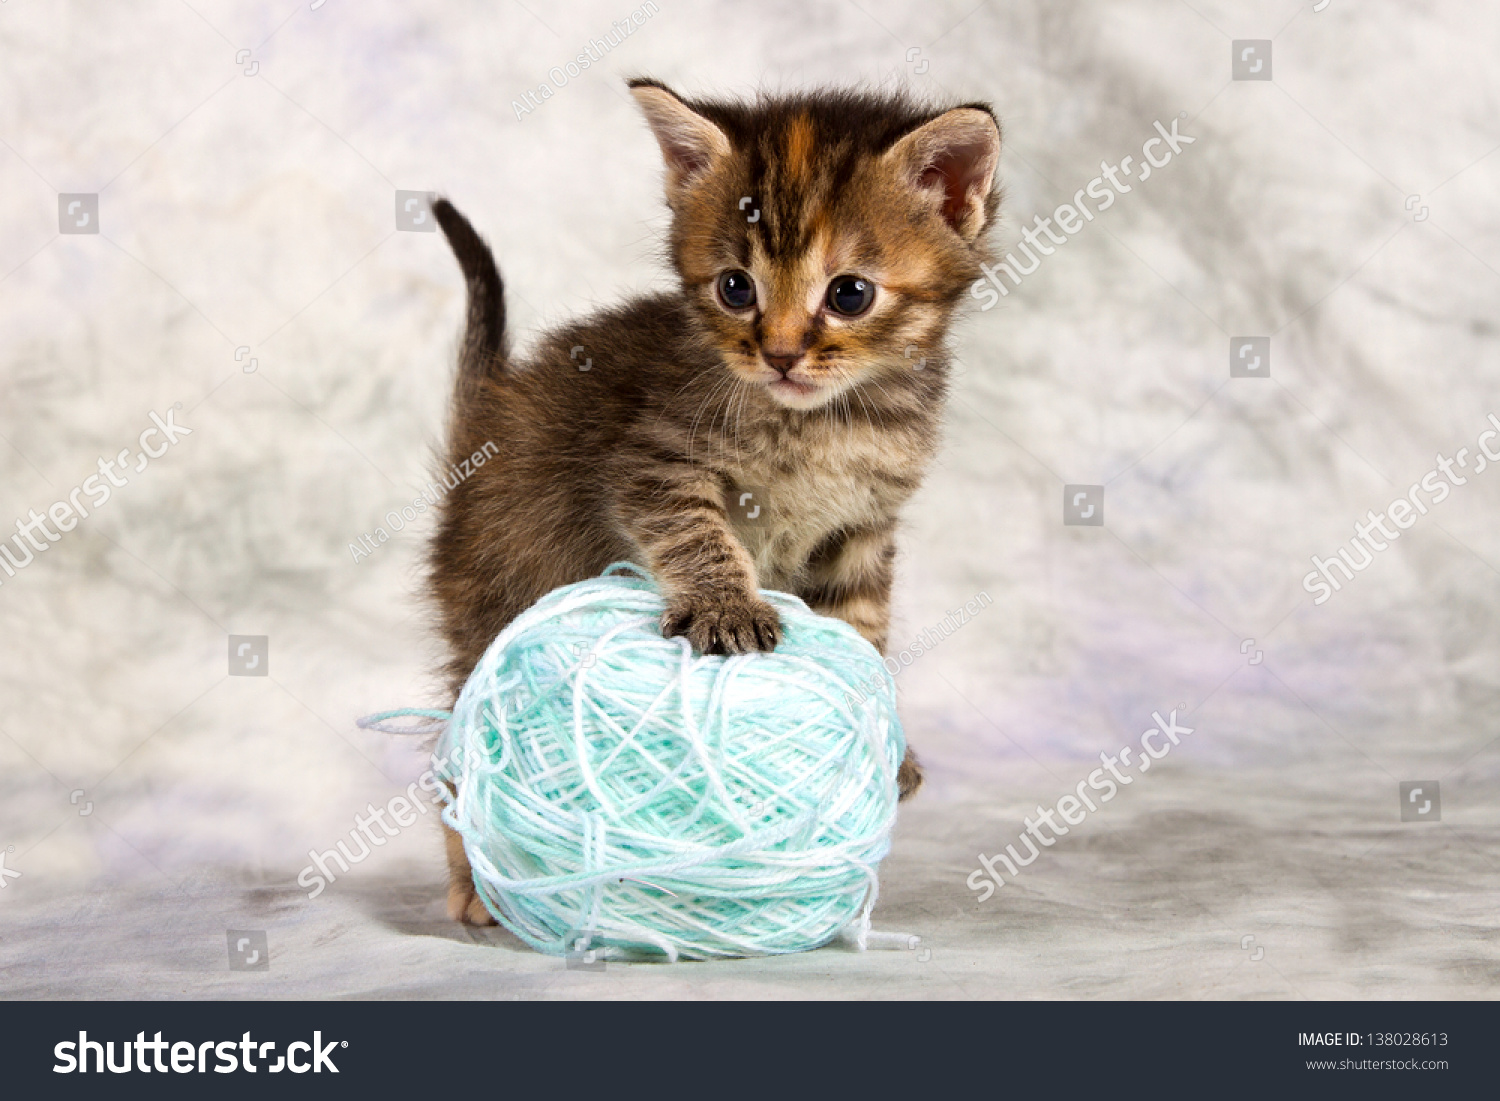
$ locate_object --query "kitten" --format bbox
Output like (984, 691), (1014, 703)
(427, 79), (1000, 924)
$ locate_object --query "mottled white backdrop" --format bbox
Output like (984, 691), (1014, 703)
(1, 0), (1496, 998)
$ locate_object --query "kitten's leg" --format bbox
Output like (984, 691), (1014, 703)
(615, 462), (781, 655)
(799, 524), (923, 800)
(443, 817), (496, 926)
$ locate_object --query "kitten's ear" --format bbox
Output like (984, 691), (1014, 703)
(886, 107), (1001, 241)
(629, 79), (731, 199)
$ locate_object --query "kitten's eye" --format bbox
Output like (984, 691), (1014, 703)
(827, 275), (875, 317)
(716, 270), (756, 311)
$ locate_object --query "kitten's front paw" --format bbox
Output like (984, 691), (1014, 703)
(662, 592), (781, 655)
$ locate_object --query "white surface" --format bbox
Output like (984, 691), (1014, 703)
(1, 0), (1497, 999)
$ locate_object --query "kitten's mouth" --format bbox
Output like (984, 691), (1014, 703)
(747, 358), (831, 407)
(767, 376), (820, 401)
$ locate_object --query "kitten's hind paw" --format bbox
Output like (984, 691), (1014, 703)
(447, 879), (497, 926)
(661, 593), (782, 655)
(897, 747), (924, 801)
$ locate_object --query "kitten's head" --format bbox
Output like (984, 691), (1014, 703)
(630, 79), (1000, 411)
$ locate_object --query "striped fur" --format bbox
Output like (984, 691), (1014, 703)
(427, 82), (1000, 923)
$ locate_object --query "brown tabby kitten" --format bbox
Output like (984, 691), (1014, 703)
(427, 79), (1000, 925)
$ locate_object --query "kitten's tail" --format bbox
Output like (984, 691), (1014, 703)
(431, 198), (506, 387)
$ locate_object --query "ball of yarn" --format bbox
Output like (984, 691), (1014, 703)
(434, 562), (904, 961)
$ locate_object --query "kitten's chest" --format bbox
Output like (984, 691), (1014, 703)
(725, 421), (929, 588)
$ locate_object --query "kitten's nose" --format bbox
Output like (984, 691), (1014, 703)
(762, 351), (802, 375)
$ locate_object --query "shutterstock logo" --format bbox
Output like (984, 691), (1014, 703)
(1064, 485), (1104, 526)
(228, 635), (268, 676)
(395, 190), (435, 231)
(1231, 336), (1269, 377)
(1233, 40), (1272, 81)
(54, 1031), (346, 1074)
(0, 408), (191, 590)
(1399, 781), (1440, 823)
(59, 193), (99, 233)
(967, 709), (1195, 902)
(1303, 411), (1500, 603)
(970, 117), (1196, 310)
(731, 486), (770, 528)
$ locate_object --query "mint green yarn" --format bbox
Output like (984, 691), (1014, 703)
(432, 562), (904, 962)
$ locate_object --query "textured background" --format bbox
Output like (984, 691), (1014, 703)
(1, 0), (1497, 998)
